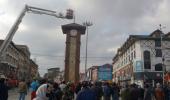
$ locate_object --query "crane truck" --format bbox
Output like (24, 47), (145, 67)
(0, 5), (73, 88)
(0, 5), (73, 62)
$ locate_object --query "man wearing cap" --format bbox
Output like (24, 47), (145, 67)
(0, 74), (8, 100)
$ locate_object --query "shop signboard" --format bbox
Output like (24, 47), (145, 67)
(98, 64), (112, 81)
(134, 60), (143, 72)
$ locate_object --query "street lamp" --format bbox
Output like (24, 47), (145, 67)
(83, 21), (93, 80)
(160, 24), (166, 85)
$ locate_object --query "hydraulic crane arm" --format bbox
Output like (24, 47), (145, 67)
(0, 5), (73, 61)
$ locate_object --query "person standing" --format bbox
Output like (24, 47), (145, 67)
(63, 82), (75, 100)
(111, 83), (120, 100)
(164, 83), (170, 100)
(120, 84), (130, 100)
(51, 83), (63, 100)
(103, 82), (111, 100)
(91, 81), (103, 100)
(144, 84), (153, 100)
(75, 82), (82, 94)
(76, 81), (96, 100)
(138, 85), (144, 100)
(18, 79), (28, 100)
(0, 75), (8, 100)
(129, 84), (139, 100)
(34, 82), (53, 100)
(154, 83), (165, 100)
(59, 81), (66, 92)
(30, 78), (39, 100)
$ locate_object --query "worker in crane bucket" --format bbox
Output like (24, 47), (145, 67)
(0, 74), (8, 100)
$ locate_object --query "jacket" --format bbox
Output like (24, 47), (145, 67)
(0, 82), (8, 100)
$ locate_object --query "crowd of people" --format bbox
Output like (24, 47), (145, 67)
(1, 74), (170, 100)
(19, 78), (170, 100)
(30, 80), (170, 100)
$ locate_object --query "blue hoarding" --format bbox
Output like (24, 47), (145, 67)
(134, 60), (143, 72)
(98, 64), (112, 81)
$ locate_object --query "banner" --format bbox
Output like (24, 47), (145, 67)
(135, 61), (143, 72)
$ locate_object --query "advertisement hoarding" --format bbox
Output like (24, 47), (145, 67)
(98, 64), (112, 81)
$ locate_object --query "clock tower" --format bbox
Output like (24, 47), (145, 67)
(62, 23), (86, 83)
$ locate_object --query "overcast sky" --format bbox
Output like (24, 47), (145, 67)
(1, 0), (170, 76)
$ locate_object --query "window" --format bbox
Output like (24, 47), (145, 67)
(155, 49), (162, 57)
(131, 52), (133, 60)
(144, 51), (151, 69)
(155, 63), (162, 71)
(134, 51), (136, 59)
(155, 40), (161, 47)
(144, 62), (151, 69)
(144, 51), (150, 60)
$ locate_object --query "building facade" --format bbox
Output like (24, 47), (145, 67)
(91, 66), (98, 82)
(88, 64), (113, 82)
(112, 30), (170, 87)
(16, 45), (31, 81)
(87, 67), (93, 81)
(0, 40), (19, 80)
(47, 67), (60, 81)
(30, 59), (39, 80)
(0, 40), (38, 83)
(79, 73), (85, 82)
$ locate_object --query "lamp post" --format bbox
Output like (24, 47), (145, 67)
(83, 21), (93, 80)
(160, 24), (166, 85)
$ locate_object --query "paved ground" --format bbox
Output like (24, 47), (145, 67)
(8, 88), (31, 100)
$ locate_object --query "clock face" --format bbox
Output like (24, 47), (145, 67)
(70, 30), (77, 36)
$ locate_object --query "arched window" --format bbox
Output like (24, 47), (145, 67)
(155, 49), (162, 57)
(155, 39), (161, 47)
(155, 63), (162, 71)
(144, 51), (151, 69)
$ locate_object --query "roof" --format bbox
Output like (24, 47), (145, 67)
(150, 29), (163, 37)
(16, 45), (30, 57)
(165, 32), (170, 37)
(0, 40), (21, 52)
(112, 29), (170, 62)
(62, 23), (86, 34)
(48, 67), (60, 71)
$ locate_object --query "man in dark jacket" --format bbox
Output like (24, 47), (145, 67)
(164, 83), (170, 100)
(76, 81), (96, 100)
(91, 81), (103, 100)
(129, 83), (139, 100)
(103, 82), (111, 100)
(144, 84), (152, 100)
(0, 75), (8, 100)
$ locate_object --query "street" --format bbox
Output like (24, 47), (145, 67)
(8, 88), (31, 100)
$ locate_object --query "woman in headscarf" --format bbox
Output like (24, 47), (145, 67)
(34, 83), (53, 100)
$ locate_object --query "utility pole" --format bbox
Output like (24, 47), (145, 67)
(83, 21), (93, 80)
(159, 24), (166, 85)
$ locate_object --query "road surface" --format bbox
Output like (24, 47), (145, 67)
(8, 88), (31, 100)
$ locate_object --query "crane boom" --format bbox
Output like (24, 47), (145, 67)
(0, 5), (73, 61)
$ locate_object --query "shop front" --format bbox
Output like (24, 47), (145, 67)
(134, 72), (163, 87)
